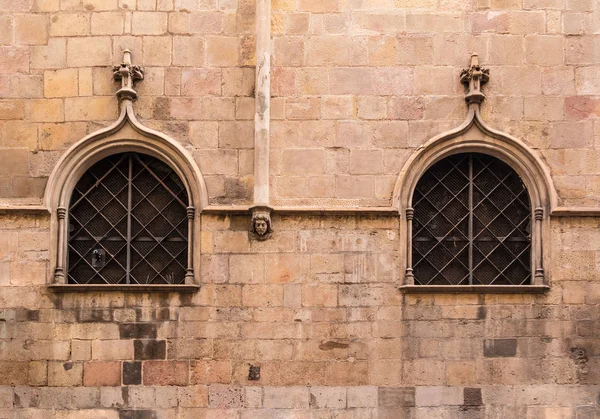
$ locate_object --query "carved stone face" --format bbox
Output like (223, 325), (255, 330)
(255, 218), (268, 236)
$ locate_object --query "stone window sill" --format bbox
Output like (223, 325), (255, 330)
(399, 285), (550, 294)
(48, 284), (200, 293)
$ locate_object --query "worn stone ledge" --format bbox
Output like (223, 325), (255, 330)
(48, 284), (200, 293)
(0, 205), (49, 215)
(202, 205), (252, 214)
(202, 205), (400, 215)
(399, 285), (550, 294)
(2, 204), (600, 218)
(551, 207), (600, 217)
(274, 206), (399, 216)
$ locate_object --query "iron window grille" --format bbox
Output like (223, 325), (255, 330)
(411, 153), (532, 286)
(67, 152), (190, 285)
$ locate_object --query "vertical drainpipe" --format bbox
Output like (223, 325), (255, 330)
(254, 0), (271, 208)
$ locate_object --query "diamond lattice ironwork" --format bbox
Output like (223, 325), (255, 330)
(412, 153), (531, 286)
(67, 153), (188, 285)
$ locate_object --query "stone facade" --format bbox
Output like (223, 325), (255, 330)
(0, 0), (599, 418)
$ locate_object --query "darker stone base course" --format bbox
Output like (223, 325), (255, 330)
(123, 361), (142, 385)
(463, 388), (482, 406)
(134, 340), (166, 360)
(120, 410), (157, 419)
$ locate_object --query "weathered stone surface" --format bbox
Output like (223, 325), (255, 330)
(120, 362), (142, 386)
(264, 387), (310, 409)
(209, 384), (244, 408)
(43, 69), (78, 98)
(83, 361), (121, 386)
(134, 340), (167, 360)
(48, 362), (83, 387)
(309, 386), (346, 409)
(0, 1), (599, 417)
(143, 361), (189, 386)
(92, 340), (134, 360)
(119, 323), (158, 339)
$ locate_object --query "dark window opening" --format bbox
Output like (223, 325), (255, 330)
(412, 153), (531, 286)
(67, 152), (189, 285)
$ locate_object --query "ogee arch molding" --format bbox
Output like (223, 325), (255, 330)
(45, 101), (208, 285)
(394, 105), (557, 214)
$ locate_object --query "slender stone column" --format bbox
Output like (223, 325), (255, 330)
(533, 207), (544, 284)
(185, 206), (195, 283)
(54, 206), (67, 282)
(254, 0), (271, 206)
(405, 207), (415, 285)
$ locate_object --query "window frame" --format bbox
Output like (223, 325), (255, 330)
(45, 104), (207, 292)
(66, 151), (192, 287)
(410, 152), (534, 288)
(394, 121), (554, 294)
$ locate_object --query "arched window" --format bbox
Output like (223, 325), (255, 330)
(46, 50), (207, 291)
(67, 152), (190, 285)
(394, 54), (556, 292)
(411, 153), (531, 286)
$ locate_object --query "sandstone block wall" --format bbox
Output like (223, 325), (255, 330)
(1, 0), (257, 205)
(268, 0), (600, 207)
(0, 0), (598, 207)
(0, 214), (599, 417)
(0, 0), (599, 417)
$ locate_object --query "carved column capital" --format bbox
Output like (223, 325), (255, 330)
(405, 207), (414, 220)
(534, 207), (544, 220)
(186, 206), (196, 219)
(57, 206), (67, 219)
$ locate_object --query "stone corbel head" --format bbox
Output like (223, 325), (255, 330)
(113, 49), (144, 102)
(460, 53), (489, 105)
(249, 206), (273, 241)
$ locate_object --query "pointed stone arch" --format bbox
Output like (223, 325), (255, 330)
(393, 106), (558, 214)
(45, 101), (207, 288)
(395, 105), (556, 290)
(44, 102), (208, 212)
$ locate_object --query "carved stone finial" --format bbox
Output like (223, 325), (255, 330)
(249, 206), (273, 241)
(113, 49), (144, 102)
(460, 53), (489, 105)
